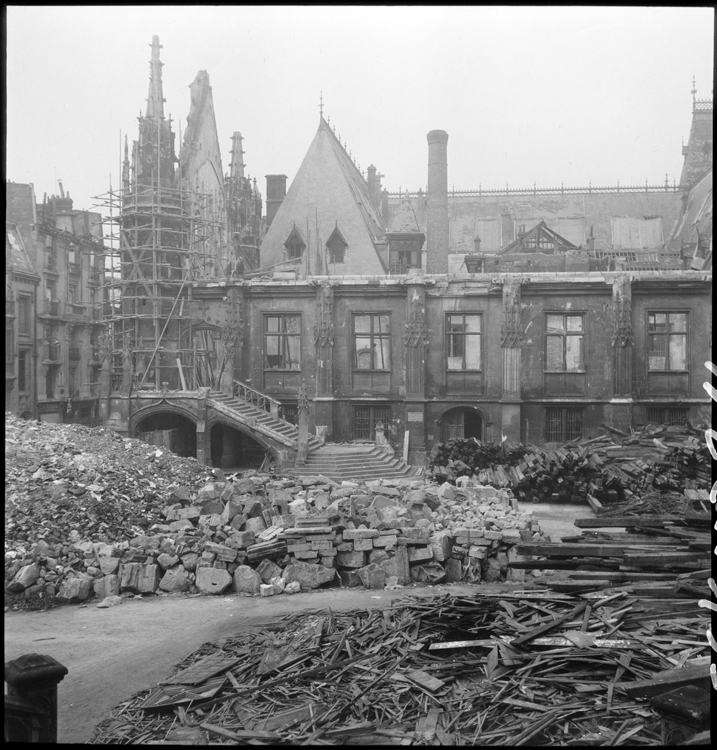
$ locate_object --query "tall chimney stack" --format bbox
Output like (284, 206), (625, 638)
(265, 174), (287, 228)
(426, 130), (449, 274)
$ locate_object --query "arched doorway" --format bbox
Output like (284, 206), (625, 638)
(440, 407), (483, 443)
(135, 411), (197, 458)
(209, 423), (272, 471)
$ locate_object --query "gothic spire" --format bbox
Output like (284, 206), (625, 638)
(146, 35), (165, 121)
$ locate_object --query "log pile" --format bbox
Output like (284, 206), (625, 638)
(429, 422), (711, 506)
(90, 587), (711, 745)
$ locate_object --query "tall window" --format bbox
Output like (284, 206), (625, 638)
(446, 314), (481, 370)
(6, 319), (14, 363)
(284, 227), (306, 260)
(18, 296), (31, 336)
(326, 226), (347, 264)
(354, 314), (390, 370)
(546, 407), (584, 442)
(264, 314), (301, 370)
(546, 314), (584, 371)
(648, 312), (687, 371)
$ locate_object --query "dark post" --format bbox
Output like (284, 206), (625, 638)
(5, 653), (68, 743)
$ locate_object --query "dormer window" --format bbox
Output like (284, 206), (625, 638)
(326, 225), (348, 264)
(284, 227), (306, 260)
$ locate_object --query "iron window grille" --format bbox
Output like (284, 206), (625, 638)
(545, 406), (584, 442)
(446, 314), (482, 370)
(647, 312), (687, 371)
(646, 406), (689, 426)
(545, 314), (584, 372)
(353, 404), (391, 441)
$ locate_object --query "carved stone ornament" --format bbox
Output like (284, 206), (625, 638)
(500, 281), (523, 348)
(611, 290), (633, 347)
(313, 284), (334, 347)
(404, 291), (429, 347)
(298, 379), (310, 415)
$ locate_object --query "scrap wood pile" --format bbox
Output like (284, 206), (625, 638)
(5, 414), (546, 610)
(429, 421), (711, 508)
(91, 588), (711, 745)
(512, 504), (712, 592)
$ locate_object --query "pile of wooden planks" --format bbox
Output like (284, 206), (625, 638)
(91, 588), (711, 745)
(512, 511), (711, 591)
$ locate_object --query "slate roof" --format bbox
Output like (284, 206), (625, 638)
(259, 117), (387, 275)
(668, 171), (712, 271)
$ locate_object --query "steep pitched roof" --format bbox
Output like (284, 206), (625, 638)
(259, 117), (387, 275)
(499, 220), (577, 254)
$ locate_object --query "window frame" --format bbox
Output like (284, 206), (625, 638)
(445, 313), (482, 372)
(544, 312), (585, 373)
(545, 406), (584, 442)
(284, 228), (306, 261)
(352, 404), (392, 441)
(647, 311), (689, 372)
(17, 295), (31, 337)
(263, 313), (302, 372)
(17, 348), (30, 392)
(352, 313), (391, 372)
(646, 405), (689, 426)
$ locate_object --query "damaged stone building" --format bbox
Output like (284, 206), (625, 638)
(6, 37), (712, 473)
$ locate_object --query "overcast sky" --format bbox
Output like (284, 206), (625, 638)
(6, 6), (715, 214)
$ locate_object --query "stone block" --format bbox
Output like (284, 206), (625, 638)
(256, 558), (283, 584)
(444, 557), (462, 583)
(481, 557), (502, 583)
(357, 563), (386, 590)
(336, 550), (367, 569)
(342, 528), (379, 540)
(468, 546), (488, 560)
(484, 530), (502, 541)
(169, 519), (195, 533)
(137, 564), (160, 593)
(233, 565), (261, 594)
(496, 551), (509, 575)
(244, 499), (265, 518)
(221, 499), (244, 524)
(407, 546), (433, 564)
(282, 561), (336, 589)
(200, 498), (224, 516)
(159, 565), (191, 593)
(177, 506), (201, 521)
(293, 549), (319, 560)
(437, 482), (455, 500)
(353, 538), (374, 552)
(373, 535), (397, 548)
(245, 516), (267, 534)
(57, 576), (92, 603)
(93, 574), (120, 599)
(379, 545), (410, 585)
(369, 549), (389, 565)
(157, 553), (179, 570)
(230, 513), (248, 531)
(337, 542), (354, 552)
(8, 563), (41, 592)
(97, 556), (120, 576)
(180, 552), (198, 571)
(284, 581), (301, 594)
(231, 530), (255, 548)
(204, 542), (237, 563)
(259, 583), (274, 597)
(429, 532), (453, 562)
(196, 567), (232, 595)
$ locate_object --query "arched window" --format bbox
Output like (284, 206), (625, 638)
(326, 225), (348, 264)
(284, 227), (306, 260)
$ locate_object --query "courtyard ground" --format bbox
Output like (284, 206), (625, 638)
(4, 501), (588, 744)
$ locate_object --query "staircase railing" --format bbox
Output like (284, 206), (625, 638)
(232, 379), (280, 419)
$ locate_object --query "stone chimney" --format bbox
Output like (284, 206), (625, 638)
(426, 130), (449, 274)
(265, 174), (287, 227)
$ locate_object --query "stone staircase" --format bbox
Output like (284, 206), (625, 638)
(286, 443), (417, 482)
(208, 391), (322, 452)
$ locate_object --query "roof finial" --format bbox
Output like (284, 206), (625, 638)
(691, 74), (697, 102)
(319, 91), (324, 117)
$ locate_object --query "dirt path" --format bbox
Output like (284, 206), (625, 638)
(5, 583), (522, 744)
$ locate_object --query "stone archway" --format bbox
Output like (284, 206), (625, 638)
(208, 421), (275, 471)
(438, 406), (484, 443)
(132, 404), (198, 459)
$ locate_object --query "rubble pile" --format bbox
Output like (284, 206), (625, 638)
(5, 416), (546, 608)
(430, 422), (711, 508)
(91, 588), (711, 744)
